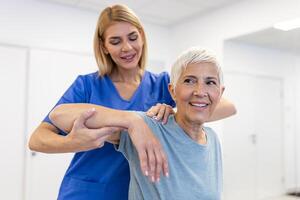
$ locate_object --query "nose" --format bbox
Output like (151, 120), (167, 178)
(193, 83), (208, 97)
(121, 41), (133, 52)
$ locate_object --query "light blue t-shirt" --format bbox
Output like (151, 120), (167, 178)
(118, 112), (223, 200)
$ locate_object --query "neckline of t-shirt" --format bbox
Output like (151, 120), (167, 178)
(105, 71), (149, 103)
(168, 115), (210, 149)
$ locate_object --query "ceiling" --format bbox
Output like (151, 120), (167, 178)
(231, 27), (300, 53)
(39, 0), (243, 26)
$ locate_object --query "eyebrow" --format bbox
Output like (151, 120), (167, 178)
(108, 31), (138, 40)
(183, 75), (197, 79)
(206, 76), (218, 80)
(183, 74), (218, 81)
(128, 31), (138, 36)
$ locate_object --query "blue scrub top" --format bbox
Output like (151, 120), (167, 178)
(43, 71), (175, 200)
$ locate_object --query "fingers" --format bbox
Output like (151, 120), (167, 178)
(146, 103), (161, 117)
(155, 104), (166, 121)
(160, 149), (169, 178)
(162, 107), (171, 124)
(73, 108), (96, 129)
(137, 149), (149, 177)
(92, 127), (122, 148)
(146, 103), (174, 124)
(97, 135), (110, 148)
(153, 147), (163, 182)
(138, 142), (169, 183)
(152, 146), (169, 182)
(146, 145), (156, 183)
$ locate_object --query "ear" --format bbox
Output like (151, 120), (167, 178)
(168, 83), (176, 102)
(220, 86), (225, 98)
(102, 45), (109, 55)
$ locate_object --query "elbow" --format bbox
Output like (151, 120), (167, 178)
(28, 133), (39, 152)
(231, 104), (237, 116)
(49, 105), (59, 123)
(49, 104), (64, 127)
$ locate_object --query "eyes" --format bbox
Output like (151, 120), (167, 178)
(108, 33), (139, 45)
(183, 78), (217, 86)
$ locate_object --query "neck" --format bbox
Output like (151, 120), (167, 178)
(111, 67), (143, 83)
(174, 114), (207, 144)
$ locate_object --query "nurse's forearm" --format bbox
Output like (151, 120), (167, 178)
(49, 103), (137, 133)
(207, 98), (237, 122)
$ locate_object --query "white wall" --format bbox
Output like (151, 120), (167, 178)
(224, 41), (299, 190)
(295, 56), (300, 189)
(0, 0), (171, 71)
(169, 0), (300, 58)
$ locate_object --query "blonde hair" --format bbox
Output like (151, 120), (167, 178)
(170, 47), (223, 87)
(93, 4), (148, 76)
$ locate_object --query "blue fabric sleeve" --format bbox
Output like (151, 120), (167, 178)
(42, 75), (88, 134)
(161, 72), (176, 108)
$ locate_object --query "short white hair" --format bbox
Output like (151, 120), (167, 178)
(170, 47), (223, 86)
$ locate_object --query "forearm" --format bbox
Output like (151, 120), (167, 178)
(50, 103), (136, 133)
(207, 98), (237, 122)
(28, 122), (78, 153)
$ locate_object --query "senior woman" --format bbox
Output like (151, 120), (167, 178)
(50, 47), (225, 200)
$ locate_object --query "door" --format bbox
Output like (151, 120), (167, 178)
(0, 44), (27, 200)
(25, 48), (96, 200)
(222, 73), (257, 200)
(255, 77), (284, 199)
(223, 72), (283, 200)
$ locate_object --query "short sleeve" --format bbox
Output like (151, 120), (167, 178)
(160, 72), (176, 108)
(42, 75), (89, 134)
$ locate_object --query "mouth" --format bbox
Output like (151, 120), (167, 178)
(189, 102), (209, 109)
(120, 53), (136, 62)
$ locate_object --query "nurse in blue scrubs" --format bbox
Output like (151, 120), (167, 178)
(28, 4), (236, 200)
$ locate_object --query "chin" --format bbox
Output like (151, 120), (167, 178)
(123, 62), (139, 70)
(187, 116), (206, 125)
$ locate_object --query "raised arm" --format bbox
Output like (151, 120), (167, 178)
(49, 103), (168, 182)
(49, 103), (132, 133)
(28, 116), (121, 153)
(207, 97), (237, 122)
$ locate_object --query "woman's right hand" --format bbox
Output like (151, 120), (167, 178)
(146, 103), (174, 124)
(66, 109), (122, 152)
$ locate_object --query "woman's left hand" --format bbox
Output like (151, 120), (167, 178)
(146, 103), (175, 124)
(127, 114), (169, 182)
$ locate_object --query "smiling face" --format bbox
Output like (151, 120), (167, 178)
(169, 62), (225, 125)
(103, 21), (144, 71)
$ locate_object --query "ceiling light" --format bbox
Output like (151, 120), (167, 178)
(273, 18), (300, 31)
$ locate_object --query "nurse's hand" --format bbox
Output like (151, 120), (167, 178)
(128, 114), (169, 183)
(146, 103), (174, 124)
(66, 109), (122, 152)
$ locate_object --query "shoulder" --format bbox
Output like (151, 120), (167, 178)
(145, 71), (170, 82)
(76, 71), (101, 82)
(145, 71), (170, 79)
(203, 126), (221, 144)
(135, 111), (158, 125)
(74, 71), (111, 90)
(134, 111), (162, 134)
(203, 126), (217, 137)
